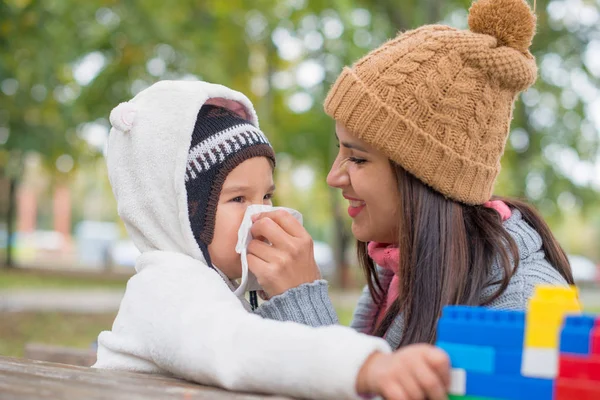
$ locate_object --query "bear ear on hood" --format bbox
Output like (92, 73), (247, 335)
(204, 98), (252, 123)
(110, 102), (138, 133)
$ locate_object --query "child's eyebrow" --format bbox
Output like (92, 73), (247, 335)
(222, 184), (276, 194)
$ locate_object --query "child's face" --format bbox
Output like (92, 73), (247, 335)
(208, 157), (275, 278)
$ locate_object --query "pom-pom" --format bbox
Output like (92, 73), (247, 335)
(468, 0), (536, 53)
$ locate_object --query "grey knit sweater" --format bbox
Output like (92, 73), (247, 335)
(254, 209), (569, 349)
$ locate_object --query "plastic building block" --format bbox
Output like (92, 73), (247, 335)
(437, 306), (525, 349)
(495, 349), (523, 375)
(521, 348), (558, 379)
(525, 285), (581, 348)
(450, 368), (467, 395)
(465, 372), (553, 400)
(555, 377), (600, 400)
(437, 342), (495, 374)
(560, 315), (595, 355)
(558, 354), (600, 380)
(590, 318), (600, 354)
(525, 324), (564, 349)
(436, 288), (599, 400)
(528, 285), (579, 304)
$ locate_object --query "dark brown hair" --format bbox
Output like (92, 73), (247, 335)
(358, 164), (574, 347)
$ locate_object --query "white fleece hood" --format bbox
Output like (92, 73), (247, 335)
(106, 80), (259, 265)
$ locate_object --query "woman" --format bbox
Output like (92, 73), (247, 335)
(249, 0), (573, 351)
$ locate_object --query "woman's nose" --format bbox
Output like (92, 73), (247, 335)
(326, 156), (349, 189)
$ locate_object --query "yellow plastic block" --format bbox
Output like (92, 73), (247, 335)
(525, 323), (567, 348)
(527, 301), (581, 323)
(524, 285), (582, 348)
(532, 285), (579, 302)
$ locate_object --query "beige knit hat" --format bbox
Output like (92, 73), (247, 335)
(324, 0), (538, 205)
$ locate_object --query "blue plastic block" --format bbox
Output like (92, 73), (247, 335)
(465, 372), (553, 400)
(494, 349), (523, 375)
(436, 342), (495, 373)
(559, 314), (595, 355)
(437, 306), (525, 349)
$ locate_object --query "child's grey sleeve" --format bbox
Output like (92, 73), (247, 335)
(254, 280), (339, 326)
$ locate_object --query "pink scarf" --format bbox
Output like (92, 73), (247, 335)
(367, 200), (512, 326)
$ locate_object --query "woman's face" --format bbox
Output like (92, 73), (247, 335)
(326, 122), (401, 244)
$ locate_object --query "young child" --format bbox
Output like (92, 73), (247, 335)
(93, 80), (450, 400)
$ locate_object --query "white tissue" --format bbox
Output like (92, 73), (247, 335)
(234, 205), (303, 297)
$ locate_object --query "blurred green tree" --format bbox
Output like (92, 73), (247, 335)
(1, 0), (598, 277)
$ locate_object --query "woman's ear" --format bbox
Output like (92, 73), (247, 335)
(204, 98), (251, 121)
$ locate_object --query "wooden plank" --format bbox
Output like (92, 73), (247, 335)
(24, 343), (97, 367)
(0, 356), (292, 400)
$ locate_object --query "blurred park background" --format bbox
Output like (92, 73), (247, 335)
(1, 0), (599, 360)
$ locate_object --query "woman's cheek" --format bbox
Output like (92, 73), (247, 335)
(348, 167), (366, 186)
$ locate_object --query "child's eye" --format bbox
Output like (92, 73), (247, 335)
(348, 156), (367, 165)
(264, 193), (274, 201)
(230, 196), (244, 203)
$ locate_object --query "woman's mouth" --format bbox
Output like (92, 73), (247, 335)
(344, 196), (366, 218)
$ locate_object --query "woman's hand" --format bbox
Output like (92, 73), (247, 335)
(246, 210), (321, 297)
(356, 345), (451, 400)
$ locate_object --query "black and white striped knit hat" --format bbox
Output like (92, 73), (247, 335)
(186, 104), (276, 264)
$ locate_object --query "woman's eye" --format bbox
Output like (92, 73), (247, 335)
(231, 196), (244, 203)
(348, 156), (367, 165)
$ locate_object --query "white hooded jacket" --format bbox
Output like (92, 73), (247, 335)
(93, 80), (391, 399)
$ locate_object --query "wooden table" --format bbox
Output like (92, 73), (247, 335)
(0, 356), (292, 400)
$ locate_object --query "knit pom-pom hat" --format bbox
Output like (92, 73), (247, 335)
(324, 0), (537, 205)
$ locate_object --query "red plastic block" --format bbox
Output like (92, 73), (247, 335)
(591, 318), (600, 354)
(558, 354), (600, 380)
(555, 378), (600, 400)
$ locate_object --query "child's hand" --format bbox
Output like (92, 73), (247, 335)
(356, 345), (450, 400)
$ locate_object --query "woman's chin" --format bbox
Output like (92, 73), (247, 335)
(351, 223), (373, 243)
(352, 223), (397, 244)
